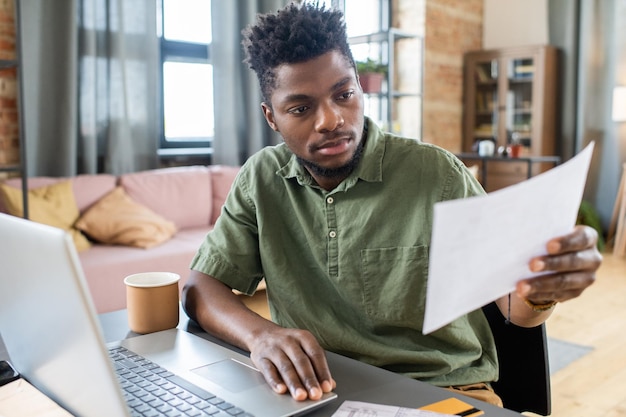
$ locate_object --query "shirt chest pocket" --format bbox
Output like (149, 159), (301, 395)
(360, 246), (429, 327)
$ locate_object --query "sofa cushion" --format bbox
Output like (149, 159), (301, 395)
(119, 166), (213, 229)
(0, 174), (117, 214)
(79, 227), (210, 313)
(0, 181), (91, 251)
(209, 165), (240, 225)
(68, 174), (118, 212)
(75, 187), (177, 249)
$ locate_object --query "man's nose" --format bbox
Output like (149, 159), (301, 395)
(315, 102), (344, 132)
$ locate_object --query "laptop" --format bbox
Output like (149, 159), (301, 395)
(0, 213), (336, 417)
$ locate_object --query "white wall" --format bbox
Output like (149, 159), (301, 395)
(483, 0), (548, 49)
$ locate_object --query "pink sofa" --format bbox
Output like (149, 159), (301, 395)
(0, 165), (240, 313)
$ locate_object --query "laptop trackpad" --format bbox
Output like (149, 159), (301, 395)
(191, 359), (265, 393)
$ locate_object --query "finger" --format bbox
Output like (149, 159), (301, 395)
(298, 339), (335, 394)
(260, 341), (319, 401)
(286, 348), (324, 400)
(253, 355), (288, 395)
(530, 246), (602, 274)
(280, 333), (333, 400)
(276, 332), (334, 400)
(253, 353), (308, 400)
(517, 271), (596, 303)
(545, 225), (598, 255)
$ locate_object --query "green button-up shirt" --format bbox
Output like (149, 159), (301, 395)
(190, 118), (498, 387)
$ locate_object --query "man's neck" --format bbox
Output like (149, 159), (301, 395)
(309, 173), (345, 191)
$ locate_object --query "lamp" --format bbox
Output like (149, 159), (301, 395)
(613, 86), (626, 122)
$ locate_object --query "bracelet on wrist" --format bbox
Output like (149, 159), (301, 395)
(524, 298), (557, 312)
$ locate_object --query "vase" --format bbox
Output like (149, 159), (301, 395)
(359, 72), (384, 94)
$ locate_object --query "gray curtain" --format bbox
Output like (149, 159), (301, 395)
(549, 0), (626, 228)
(20, 0), (159, 177)
(210, 0), (287, 166)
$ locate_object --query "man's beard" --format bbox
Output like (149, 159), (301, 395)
(296, 138), (365, 180)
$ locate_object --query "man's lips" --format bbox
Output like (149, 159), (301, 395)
(313, 134), (353, 156)
(315, 139), (351, 156)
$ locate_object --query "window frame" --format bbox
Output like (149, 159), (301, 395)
(157, 0), (213, 151)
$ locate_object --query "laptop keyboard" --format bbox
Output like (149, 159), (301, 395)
(109, 346), (255, 417)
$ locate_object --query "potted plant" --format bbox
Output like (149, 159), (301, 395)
(356, 58), (387, 94)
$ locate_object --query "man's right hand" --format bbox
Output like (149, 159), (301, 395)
(182, 270), (335, 401)
(247, 326), (336, 401)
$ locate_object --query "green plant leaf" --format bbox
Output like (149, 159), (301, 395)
(356, 58), (387, 75)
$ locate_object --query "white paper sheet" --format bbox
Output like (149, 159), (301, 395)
(423, 143), (595, 334)
(331, 400), (452, 417)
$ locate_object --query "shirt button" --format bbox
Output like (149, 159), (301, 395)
(326, 197), (334, 204)
(329, 230), (337, 238)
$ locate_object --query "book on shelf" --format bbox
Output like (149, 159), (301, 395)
(474, 124), (494, 137)
(515, 64), (534, 74)
(510, 64), (534, 79)
(475, 65), (489, 82)
(475, 91), (496, 112)
(475, 64), (496, 82)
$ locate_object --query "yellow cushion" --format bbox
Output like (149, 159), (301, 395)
(0, 181), (91, 251)
(75, 187), (177, 249)
(467, 165), (480, 180)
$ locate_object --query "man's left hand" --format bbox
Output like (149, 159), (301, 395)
(516, 225), (602, 305)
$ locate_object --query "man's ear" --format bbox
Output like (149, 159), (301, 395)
(261, 102), (279, 132)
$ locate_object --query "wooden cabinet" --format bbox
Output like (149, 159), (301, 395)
(461, 45), (558, 191)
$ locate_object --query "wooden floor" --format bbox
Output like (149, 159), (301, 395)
(537, 251), (626, 417)
(241, 252), (626, 417)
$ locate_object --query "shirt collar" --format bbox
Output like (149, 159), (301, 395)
(277, 116), (385, 188)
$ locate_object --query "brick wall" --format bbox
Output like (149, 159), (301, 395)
(393, 0), (482, 151)
(422, 0), (483, 151)
(0, 0), (17, 178)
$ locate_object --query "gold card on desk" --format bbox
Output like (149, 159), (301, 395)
(419, 397), (484, 417)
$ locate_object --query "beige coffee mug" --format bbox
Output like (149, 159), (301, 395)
(124, 272), (180, 334)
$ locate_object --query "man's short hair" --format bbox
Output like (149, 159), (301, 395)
(242, 2), (355, 103)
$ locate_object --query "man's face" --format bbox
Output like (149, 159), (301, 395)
(262, 50), (365, 187)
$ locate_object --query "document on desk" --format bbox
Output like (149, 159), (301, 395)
(423, 143), (595, 334)
(331, 400), (452, 416)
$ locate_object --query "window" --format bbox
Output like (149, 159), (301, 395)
(312, 0), (424, 139)
(158, 0), (213, 152)
(314, 0), (384, 61)
(341, 0), (387, 129)
(316, 0), (383, 30)
(313, 1), (387, 128)
(158, 0), (420, 156)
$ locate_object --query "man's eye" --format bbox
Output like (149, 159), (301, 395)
(339, 91), (354, 100)
(288, 105), (309, 114)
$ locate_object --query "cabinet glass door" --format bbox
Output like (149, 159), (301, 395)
(505, 57), (534, 149)
(472, 59), (499, 148)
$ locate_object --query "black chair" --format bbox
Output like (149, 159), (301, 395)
(482, 302), (551, 415)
